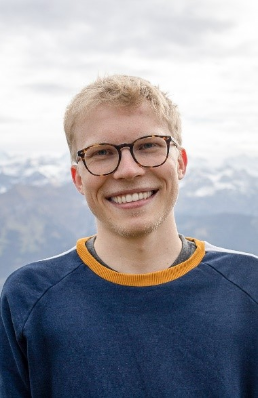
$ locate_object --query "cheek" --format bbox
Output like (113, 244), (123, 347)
(82, 178), (103, 206)
(82, 187), (97, 216)
(160, 159), (180, 181)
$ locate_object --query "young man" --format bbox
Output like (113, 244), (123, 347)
(1, 75), (258, 397)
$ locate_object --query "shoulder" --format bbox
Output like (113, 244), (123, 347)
(202, 241), (258, 303)
(1, 247), (83, 335)
(3, 246), (82, 293)
(205, 241), (257, 258)
(204, 241), (258, 265)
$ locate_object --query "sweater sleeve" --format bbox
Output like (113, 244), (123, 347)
(0, 290), (31, 397)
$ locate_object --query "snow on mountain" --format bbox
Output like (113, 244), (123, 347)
(182, 165), (258, 198)
(0, 152), (71, 193)
(0, 151), (257, 213)
(181, 155), (258, 198)
(0, 151), (257, 288)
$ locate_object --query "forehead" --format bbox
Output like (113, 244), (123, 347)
(74, 102), (169, 148)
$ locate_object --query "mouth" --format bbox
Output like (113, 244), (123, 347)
(109, 190), (156, 204)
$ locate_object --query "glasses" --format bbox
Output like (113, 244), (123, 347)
(77, 134), (179, 176)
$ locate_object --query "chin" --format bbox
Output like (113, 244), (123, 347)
(109, 218), (166, 239)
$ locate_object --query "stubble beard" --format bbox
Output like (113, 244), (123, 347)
(93, 183), (180, 240)
(99, 203), (175, 239)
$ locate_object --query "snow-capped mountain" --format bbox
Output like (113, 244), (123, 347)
(1, 151), (257, 199)
(177, 155), (258, 216)
(0, 151), (71, 193)
(3, 151), (257, 215)
(0, 151), (257, 289)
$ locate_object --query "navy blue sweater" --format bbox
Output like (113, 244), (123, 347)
(1, 237), (258, 397)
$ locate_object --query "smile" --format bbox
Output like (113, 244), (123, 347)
(111, 191), (154, 204)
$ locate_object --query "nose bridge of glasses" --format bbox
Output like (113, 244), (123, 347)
(115, 142), (141, 170)
(117, 142), (135, 157)
(117, 142), (133, 150)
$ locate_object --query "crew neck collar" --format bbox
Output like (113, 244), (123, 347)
(76, 237), (205, 287)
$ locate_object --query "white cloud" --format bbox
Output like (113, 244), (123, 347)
(0, 0), (257, 161)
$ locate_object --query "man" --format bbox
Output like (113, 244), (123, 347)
(1, 75), (258, 397)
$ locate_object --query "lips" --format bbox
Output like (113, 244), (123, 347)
(110, 191), (154, 204)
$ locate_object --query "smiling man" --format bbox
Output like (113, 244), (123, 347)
(1, 75), (258, 397)
(71, 99), (187, 274)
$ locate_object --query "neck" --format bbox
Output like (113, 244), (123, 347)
(94, 217), (182, 274)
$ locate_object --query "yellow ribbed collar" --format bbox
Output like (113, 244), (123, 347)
(76, 237), (205, 287)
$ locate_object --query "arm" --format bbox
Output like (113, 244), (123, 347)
(0, 292), (31, 397)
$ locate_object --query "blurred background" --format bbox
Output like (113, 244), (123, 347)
(0, 0), (257, 288)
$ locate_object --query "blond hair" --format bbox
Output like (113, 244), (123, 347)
(64, 75), (182, 161)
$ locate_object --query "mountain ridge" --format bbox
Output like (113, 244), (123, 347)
(0, 151), (257, 288)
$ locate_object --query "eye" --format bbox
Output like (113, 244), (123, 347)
(135, 137), (166, 152)
(93, 149), (111, 156)
(86, 145), (117, 159)
(139, 141), (157, 150)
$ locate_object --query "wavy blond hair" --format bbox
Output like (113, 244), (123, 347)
(64, 75), (182, 161)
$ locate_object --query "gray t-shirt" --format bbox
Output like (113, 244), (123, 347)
(86, 234), (196, 272)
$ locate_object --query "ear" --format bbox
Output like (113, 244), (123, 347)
(177, 148), (187, 180)
(71, 165), (85, 195)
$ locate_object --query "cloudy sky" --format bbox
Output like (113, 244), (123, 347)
(1, 0), (257, 162)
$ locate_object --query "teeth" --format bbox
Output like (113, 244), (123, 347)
(112, 191), (153, 204)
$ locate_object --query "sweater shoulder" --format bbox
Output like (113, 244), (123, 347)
(203, 241), (258, 304)
(1, 247), (83, 336)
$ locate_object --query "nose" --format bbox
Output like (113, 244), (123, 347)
(113, 147), (145, 180)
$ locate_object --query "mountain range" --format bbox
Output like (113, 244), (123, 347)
(0, 151), (257, 289)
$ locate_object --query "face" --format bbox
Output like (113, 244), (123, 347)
(71, 102), (187, 239)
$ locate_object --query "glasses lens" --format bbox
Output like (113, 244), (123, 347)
(84, 144), (119, 175)
(133, 136), (168, 167)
